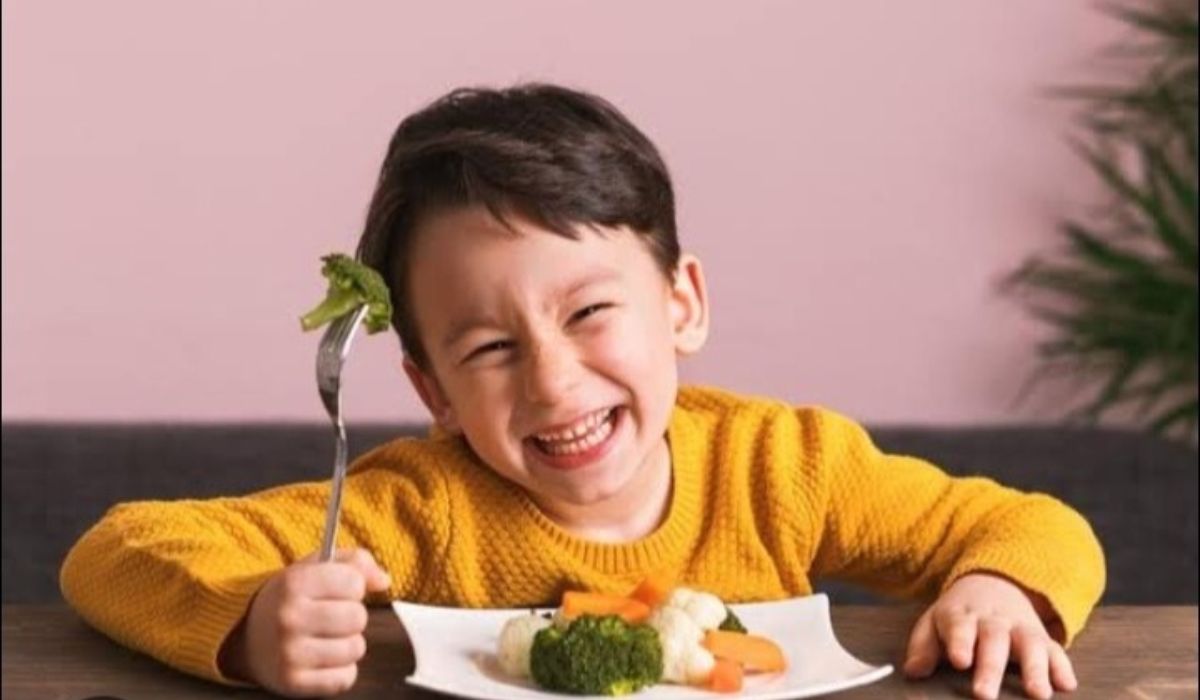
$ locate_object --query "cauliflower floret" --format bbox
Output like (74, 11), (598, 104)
(647, 586), (731, 686)
(665, 587), (727, 630)
(682, 645), (717, 685)
(497, 612), (552, 678)
(648, 606), (713, 684)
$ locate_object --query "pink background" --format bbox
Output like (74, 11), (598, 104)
(2, 1), (1123, 424)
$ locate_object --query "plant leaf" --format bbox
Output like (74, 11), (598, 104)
(1149, 397), (1200, 435)
(1073, 139), (1196, 261)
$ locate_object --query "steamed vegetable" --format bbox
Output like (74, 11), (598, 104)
(497, 612), (553, 678)
(718, 607), (747, 633)
(529, 615), (663, 696)
(707, 658), (744, 693)
(299, 253), (392, 334)
(630, 570), (676, 609)
(702, 630), (787, 673)
(498, 575), (786, 695)
(646, 605), (716, 685)
(662, 587), (727, 630)
(561, 591), (651, 624)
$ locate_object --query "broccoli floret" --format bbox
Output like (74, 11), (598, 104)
(529, 615), (663, 696)
(718, 607), (747, 633)
(299, 253), (393, 334)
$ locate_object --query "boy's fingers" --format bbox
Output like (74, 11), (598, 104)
(366, 565), (392, 593)
(903, 609), (939, 678)
(281, 635), (368, 670)
(286, 664), (359, 697)
(302, 600), (370, 638)
(970, 619), (1012, 700)
(336, 549), (393, 592)
(935, 610), (978, 671)
(1012, 626), (1053, 700)
(1048, 641), (1078, 692)
(296, 562), (367, 600)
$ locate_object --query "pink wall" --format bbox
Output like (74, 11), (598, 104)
(2, 1), (1122, 424)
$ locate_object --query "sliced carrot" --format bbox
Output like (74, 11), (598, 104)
(706, 657), (744, 693)
(629, 570), (677, 609)
(703, 629), (787, 673)
(560, 591), (651, 624)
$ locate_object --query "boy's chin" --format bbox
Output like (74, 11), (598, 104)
(539, 476), (627, 507)
(533, 465), (639, 507)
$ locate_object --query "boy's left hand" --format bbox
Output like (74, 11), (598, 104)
(903, 572), (1077, 700)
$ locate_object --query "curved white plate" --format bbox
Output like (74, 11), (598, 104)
(393, 594), (892, 699)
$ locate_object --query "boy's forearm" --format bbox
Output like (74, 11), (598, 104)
(808, 413), (1105, 643)
(59, 500), (285, 683)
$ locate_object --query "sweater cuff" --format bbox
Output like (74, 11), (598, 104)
(173, 570), (277, 685)
(942, 545), (1105, 647)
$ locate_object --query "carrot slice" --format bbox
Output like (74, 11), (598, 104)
(629, 570), (676, 608)
(703, 629), (787, 672)
(706, 657), (744, 693)
(560, 591), (651, 623)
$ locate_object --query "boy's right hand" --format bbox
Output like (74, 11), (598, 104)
(220, 548), (392, 698)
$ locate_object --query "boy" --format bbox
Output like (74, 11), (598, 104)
(61, 84), (1105, 700)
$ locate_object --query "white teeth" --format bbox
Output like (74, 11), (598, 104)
(535, 409), (606, 443)
(533, 408), (615, 454)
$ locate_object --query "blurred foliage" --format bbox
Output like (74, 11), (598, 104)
(1006, 1), (1198, 441)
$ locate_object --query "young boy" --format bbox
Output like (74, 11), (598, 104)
(61, 84), (1105, 700)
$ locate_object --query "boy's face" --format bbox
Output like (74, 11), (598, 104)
(403, 207), (708, 518)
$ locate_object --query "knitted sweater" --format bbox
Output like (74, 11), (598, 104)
(60, 385), (1105, 684)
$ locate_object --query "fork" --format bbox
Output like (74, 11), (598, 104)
(316, 304), (369, 562)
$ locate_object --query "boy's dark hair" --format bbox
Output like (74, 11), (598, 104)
(356, 83), (679, 369)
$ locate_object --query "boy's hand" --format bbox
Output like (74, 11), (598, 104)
(219, 548), (392, 698)
(903, 572), (1077, 700)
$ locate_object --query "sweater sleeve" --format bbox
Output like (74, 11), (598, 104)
(803, 409), (1105, 645)
(59, 444), (451, 684)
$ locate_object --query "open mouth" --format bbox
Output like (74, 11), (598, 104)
(525, 407), (622, 468)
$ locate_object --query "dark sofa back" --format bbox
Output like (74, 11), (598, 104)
(2, 423), (1196, 604)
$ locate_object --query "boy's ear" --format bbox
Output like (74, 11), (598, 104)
(669, 253), (709, 356)
(402, 358), (460, 433)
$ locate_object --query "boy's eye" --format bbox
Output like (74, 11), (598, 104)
(464, 339), (514, 362)
(569, 303), (612, 324)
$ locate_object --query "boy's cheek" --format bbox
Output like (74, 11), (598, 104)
(600, 315), (677, 371)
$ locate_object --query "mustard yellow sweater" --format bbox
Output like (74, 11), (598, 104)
(61, 386), (1105, 684)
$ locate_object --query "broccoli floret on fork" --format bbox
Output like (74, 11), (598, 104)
(299, 253), (393, 334)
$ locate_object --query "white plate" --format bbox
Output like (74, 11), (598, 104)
(393, 594), (893, 699)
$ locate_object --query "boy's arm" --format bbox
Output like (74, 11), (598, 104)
(802, 409), (1105, 645)
(59, 456), (450, 684)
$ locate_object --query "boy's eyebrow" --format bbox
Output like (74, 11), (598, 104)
(557, 270), (622, 299)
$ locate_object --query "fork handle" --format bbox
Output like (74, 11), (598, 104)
(319, 422), (349, 562)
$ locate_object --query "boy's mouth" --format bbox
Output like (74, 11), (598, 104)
(525, 407), (622, 470)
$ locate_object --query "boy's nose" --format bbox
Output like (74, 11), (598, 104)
(522, 340), (582, 406)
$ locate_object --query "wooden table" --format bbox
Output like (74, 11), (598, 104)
(3, 605), (1196, 700)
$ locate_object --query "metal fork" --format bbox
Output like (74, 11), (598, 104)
(316, 304), (369, 562)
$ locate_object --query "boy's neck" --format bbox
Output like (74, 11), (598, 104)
(536, 439), (674, 544)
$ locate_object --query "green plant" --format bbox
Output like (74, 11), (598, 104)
(1006, 1), (1198, 441)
